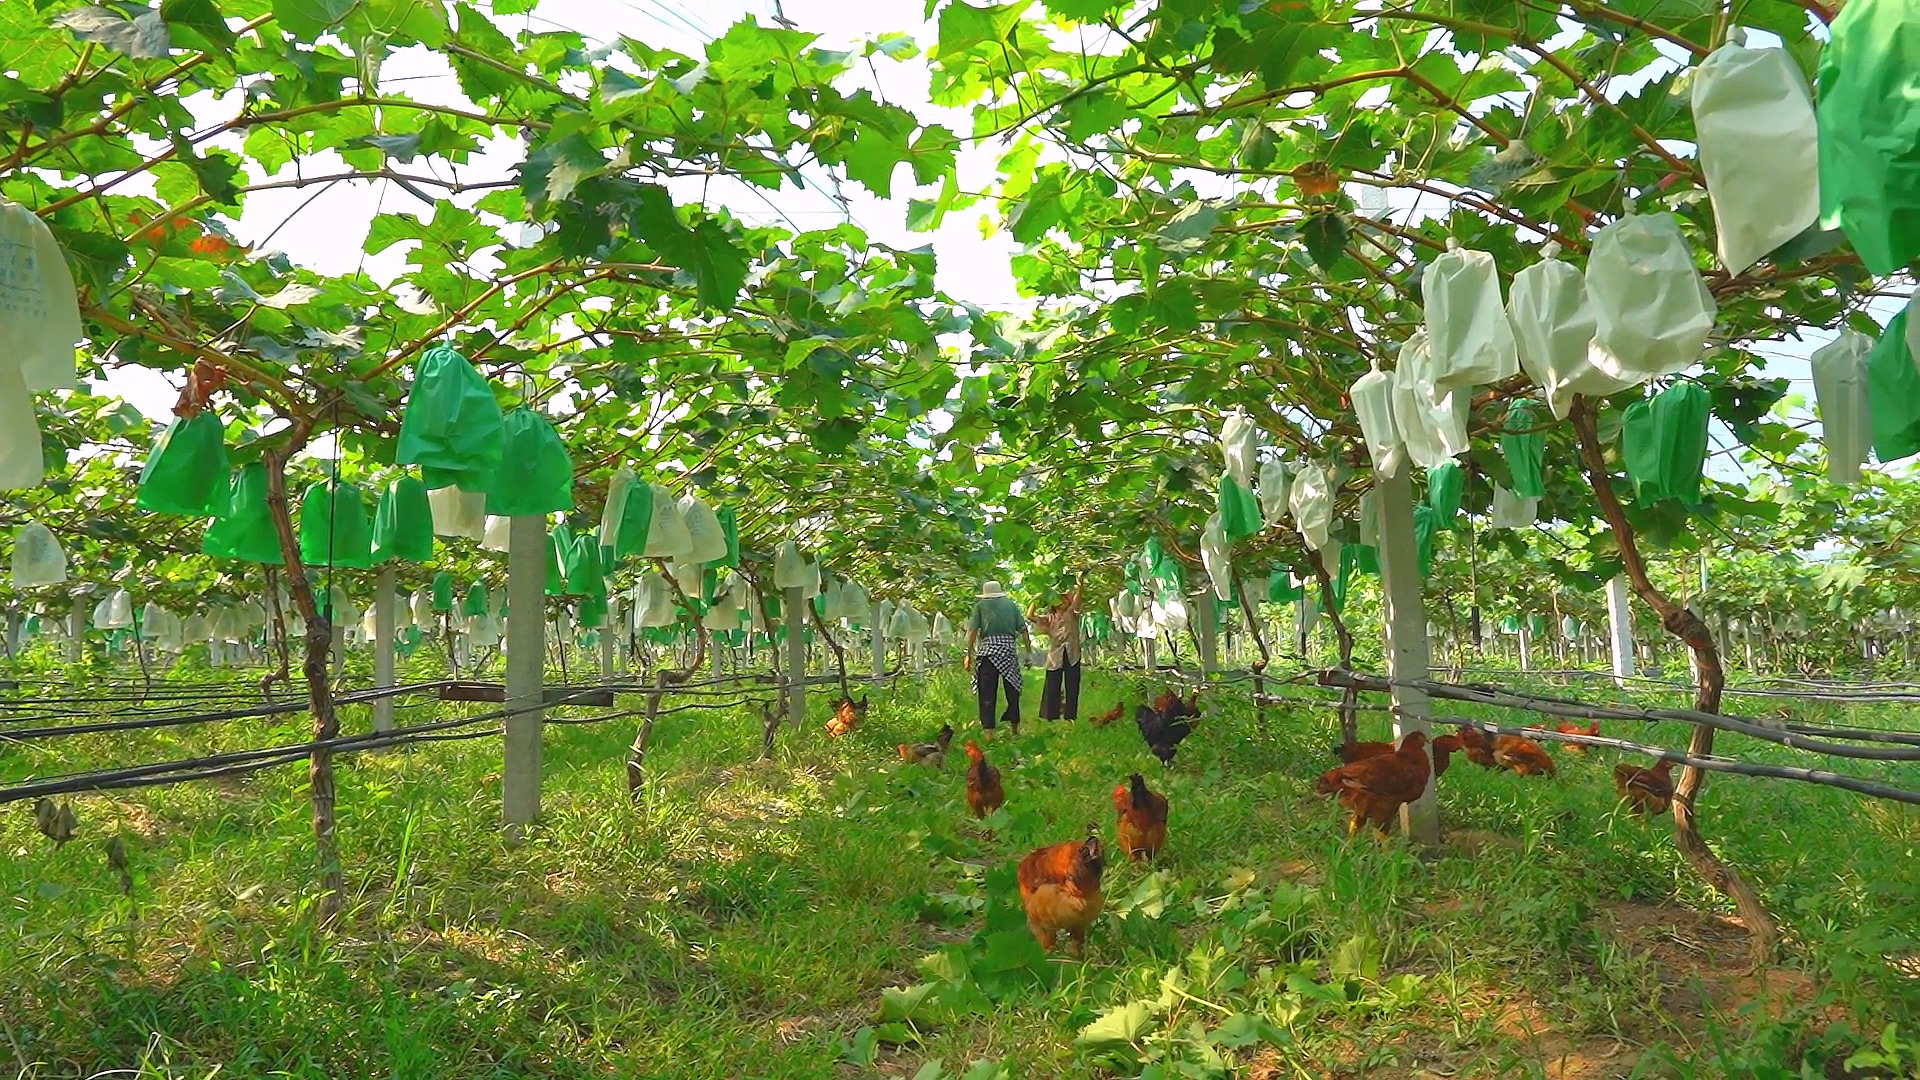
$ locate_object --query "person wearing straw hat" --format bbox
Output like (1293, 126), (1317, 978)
(964, 579), (1031, 736)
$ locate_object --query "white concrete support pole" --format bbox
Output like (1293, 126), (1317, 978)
(784, 587), (806, 728)
(1606, 574), (1636, 687)
(503, 514), (545, 830)
(1374, 464), (1439, 846)
(1141, 635), (1157, 673)
(68, 594), (87, 663)
(1194, 595), (1219, 677)
(870, 618), (885, 681)
(1517, 622), (1531, 672)
(373, 566), (397, 733)
(599, 618), (615, 679)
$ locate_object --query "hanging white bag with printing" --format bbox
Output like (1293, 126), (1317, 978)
(0, 199), (82, 391)
(642, 484), (693, 559)
(1809, 329), (1873, 485)
(772, 541), (810, 590)
(1689, 28), (1820, 274)
(679, 494), (729, 564)
(1289, 463), (1333, 551)
(1423, 242), (1518, 392)
(1507, 244), (1627, 418)
(0, 359), (43, 490)
(1586, 210), (1717, 384)
(10, 521), (66, 586)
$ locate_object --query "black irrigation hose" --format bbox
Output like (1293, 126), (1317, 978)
(0, 682), (450, 742)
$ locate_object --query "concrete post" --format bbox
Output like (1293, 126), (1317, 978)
(503, 515), (545, 830)
(784, 587), (806, 728)
(68, 593), (87, 663)
(373, 566), (396, 733)
(1375, 463), (1439, 846)
(1607, 574), (1636, 687)
(1194, 594), (1219, 676)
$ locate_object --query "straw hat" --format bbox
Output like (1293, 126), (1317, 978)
(977, 580), (1007, 599)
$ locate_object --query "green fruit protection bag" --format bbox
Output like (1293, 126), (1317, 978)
(201, 463), (284, 564)
(1620, 399), (1663, 504)
(484, 407), (574, 517)
(1217, 475), (1263, 538)
(1267, 572), (1302, 603)
(568, 531), (606, 599)
(463, 582), (489, 617)
(714, 505), (740, 568)
(136, 410), (228, 516)
(431, 570), (454, 612)
(1650, 382), (1710, 505)
(1500, 399), (1547, 498)
(371, 474), (434, 563)
(1413, 503), (1437, 578)
(298, 480), (375, 569)
(1425, 462), (1464, 528)
(1527, 613), (1548, 637)
(545, 526), (568, 597)
(578, 592), (608, 629)
(1816, 0), (1920, 276)
(395, 344), (505, 491)
(1867, 306), (1920, 462)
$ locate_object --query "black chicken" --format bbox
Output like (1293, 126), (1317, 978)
(1134, 694), (1199, 766)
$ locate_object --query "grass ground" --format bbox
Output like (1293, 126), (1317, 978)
(1, 658), (1917, 1079)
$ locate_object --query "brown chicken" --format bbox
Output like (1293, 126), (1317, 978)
(1336, 734), (1458, 778)
(1088, 702), (1126, 727)
(1614, 760), (1676, 815)
(964, 740), (1004, 818)
(1016, 824), (1106, 956)
(1455, 725), (1499, 769)
(1112, 773), (1169, 861)
(1313, 731), (1432, 835)
(824, 694), (868, 737)
(1492, 734), (1557, 777)
(898, 724), (954, 767)
(1531, 720), (1601, 752)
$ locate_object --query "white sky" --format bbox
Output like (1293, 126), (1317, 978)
(93, 0), (1914, 485)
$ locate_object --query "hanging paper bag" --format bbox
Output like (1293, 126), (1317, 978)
(484, 406), (573, 517)
(0, 360), (43, 490)
(427, 485), (486, 540)
(1425, 462), (1464, 528)
(372, 474), (434, 563)
(1219, 412), (1261, 486)
(1257, 459), (1291, 526)
(1200, 513), (1233, 601)
(600, 468), (653, 558)
(1289, 464), (1333, 551)
(772, 540), (810, 590)
(1489, 485), (1538, 529)
(1691, 29), (1820, 274)
(1392, 332), (1469, 468)
(0, 200), (82, 391)
(1867, 299), (1920, 463)
(395, 344), (504, 490)
(481, 515), (512, 552)
(1350, 363), (1403, 475)
(462, 583), (489, 618)
(432, 571), (455, 613)
(1810, 330), (1873, 485)
(135, 410), (228, 516)
(1587, 212), (1717, 385)
(1649, 381), (1711, 505)
(10, 521), (65, 586)
(1507, 244), (1624, 418)
(680, 495), (729, 563)
(1423, 242), (1518, 392)
(298, 480), (375, 569)
(713, 505), (740, 568)
(641, 484), (692, 559)
(1816, 0), (1920, 276)
(1500, 399), (1547, 498)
